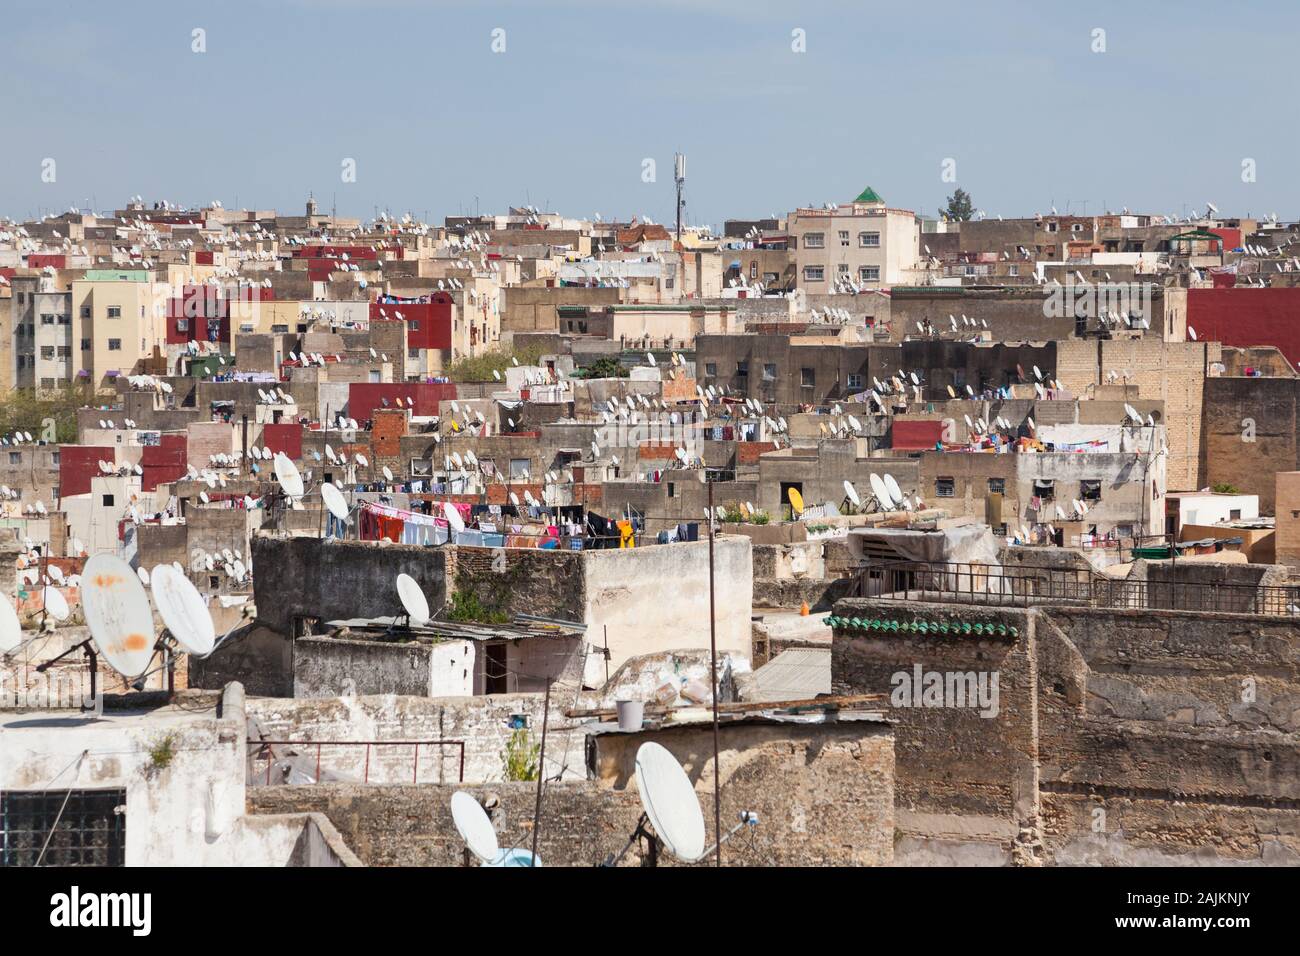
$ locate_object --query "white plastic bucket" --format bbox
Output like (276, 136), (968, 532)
(615, 699), (645, 731)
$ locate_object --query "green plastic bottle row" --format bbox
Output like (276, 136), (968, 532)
(822, 616), (1017, 638)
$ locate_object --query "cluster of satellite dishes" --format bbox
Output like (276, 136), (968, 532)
(126, 374), (173, 394)
(448, 741), (757, 868)
(98, 460), (143, 478)
(1123, 403), (1157, 428)
(0, 553), (222, 700)
(843, 473), (918, 514)
(256, 387), (293, 405)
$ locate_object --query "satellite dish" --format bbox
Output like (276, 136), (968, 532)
(396, 573), (430, 625)
(137, 566), (150, 586)
(382, 465), (394, 482)
(82, 554), (156, 679)
(0, 595), (22, 653)
(443, 500), (466, 533)
(451, 791), (500, 863)
(355, 453), (369, 468)
(321, 482), (349, 520)
(634, 742), (706, 863)
(274, 454), (304, 497)
(787, 487), (805, 515)
(884, 474), (903, 505)
(844, 480), (861, 507)
(42, 586), (70, 622)
(869, 473), (892, 508)
(150, 564), (215, 655)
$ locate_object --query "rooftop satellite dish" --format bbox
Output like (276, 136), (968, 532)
(396, 573), (430, 625)
(82, 554), (155, 679)
(866, 473), (891, 509)
(787, 486), (805, 516)
(137, 566), (150, 586)
(382, 465), (394, 483)
(451, 792), (510, 865)
(42, 586), (70, 622)
(634, 742), (706, 862)
(274, 454), (304, 497)
(844, 480), (861, 507)
(443, 500), (466, 533)
(0, 594), (21, 653)
(355, 453), (369, 468)
(884, 474), (903, 505)
(150, 564), (215, 655)
(321, 482), (349, 521)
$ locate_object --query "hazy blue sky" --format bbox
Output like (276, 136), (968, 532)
(1, 0), (1291, 226)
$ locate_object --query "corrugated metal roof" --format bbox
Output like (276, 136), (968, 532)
(749, 647), (831, 702)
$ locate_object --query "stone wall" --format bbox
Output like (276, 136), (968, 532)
(830, 595), (1300, 864)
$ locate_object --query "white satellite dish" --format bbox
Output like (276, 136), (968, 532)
(0, 595), (22, 653)
(443, 500), (466, 533)
(137, 566), (150, 586)
(451, 792), (500, 864)
(274, 454), (304, 497)
(869, 473), (892, 508)
(321, 482), (349, 521)
(382, 465), (394, 482)
(81, 554), (156, 679)
(42, 586), (70, 622)
(843, 480), (861, 507)
(396, 573), (430, 625)
(884, 474), (903, 506)
(150, 564), (215, 655)
(355, 453), (369, 468)
(634, 742), (706, 862)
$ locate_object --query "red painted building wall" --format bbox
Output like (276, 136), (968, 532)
(369, 296), (453, 351)
(166, 285), (231, 345)
(891, 420), (945, 450)
(1210, 227), (1243, 252)
(26, 254), (66, 269)
(59, 446), (116, 499)
(261, 423), (304, 461)
(347, 382), (457, 421)
(140, 434), (188, 492)
(1187, 288), (1300, 370)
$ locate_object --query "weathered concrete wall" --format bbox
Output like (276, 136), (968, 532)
(251, 536), (447, 635)
(189, 623), (294, 697)
(582, 536), (753, 676)
(292, 636), (475, 699)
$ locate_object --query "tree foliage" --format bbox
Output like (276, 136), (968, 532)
(944, 188), (974, 222)
(445, 344), (544, 384)
(0, 385), (89, 443)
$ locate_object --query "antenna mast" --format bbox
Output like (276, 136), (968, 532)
(674, 153), (686, 243)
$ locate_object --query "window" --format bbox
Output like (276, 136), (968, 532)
(704, 362), (717, 377)
(736, 361), (749, 376)
(837, 263), (850, 276)
(0, 788), (126, 866)
(800, 367), (815, 388)
(41, 313), (56, 325)
(41, 377), (55, 389)
(80, 339), (91, 351)
(763, 363), (777, 381)
(847, 373), (863, 390)
(988, 478), (1006, 495)
(51, 452), (59, 464)
(936, 477), (956, 498)
(8, 452), (19, 464)
(859, 231), (880, 247)
(839, 230), (850, 246)
(1230, 509), (1242, 520)
(40, 346), (54, 359)
(1080, 480), (1101, 501)
(1008, 265), (1018, 277)
(107, 306), (122, 318)
(509, 458), (530, 479)
(667, 482), (676, 498)
(1034, 479), (1055, 502)
(803, 265), (824, 282)
(102, 494), (115, 507)
(749, 261), (758, 279)
(57, 346), (70, 357)
(80, 306), (90, 318)
(804, 232), (825, 249)
(176, 318), (189, 332)
(108, 339), (122, 351)
(859, 266), (880, 282)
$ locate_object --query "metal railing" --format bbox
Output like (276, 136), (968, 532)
(855, 559), (1300, 617)
(248, 739), (466, 786)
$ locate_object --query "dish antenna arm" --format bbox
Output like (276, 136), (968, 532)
(35, 638), (99, 711)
